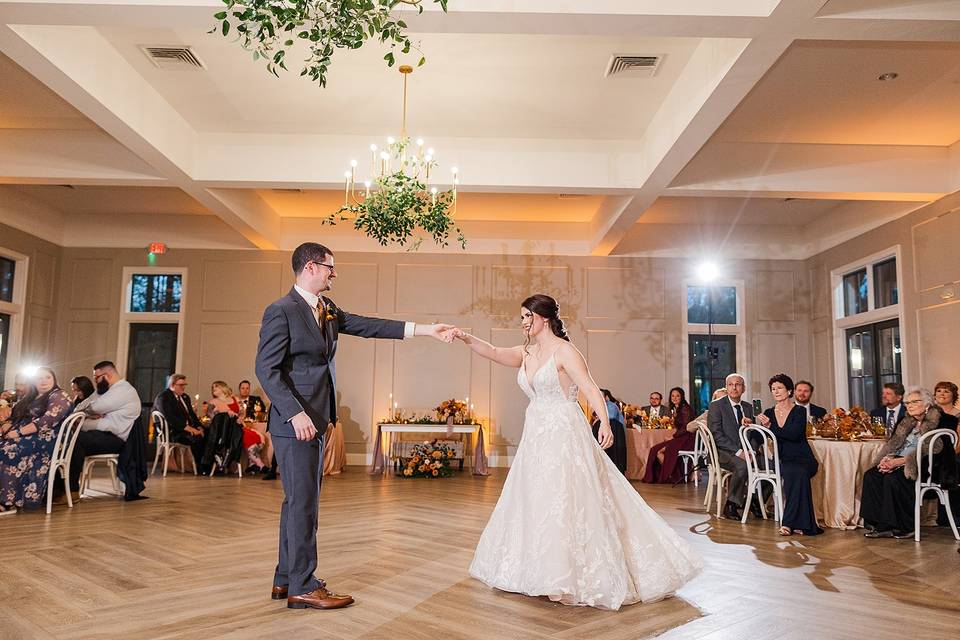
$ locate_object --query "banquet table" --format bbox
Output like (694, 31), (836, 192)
(369, 423), (490, 476)
(809, 438), (885, 529)
(625, 428), (674, 480)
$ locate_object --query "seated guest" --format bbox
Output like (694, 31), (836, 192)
(861, 387), (952, 539)
(237, 380), (267, 419)
(0, 368), (72, 515)
(70, 376), (95, 404)
(793, 380), (827, 424)
(0, 374), (31, 422)
(870, 382), (906, 437)
(153, 373), (208, 472)
(757, 374), (823, 536)
(641, 392), (668, 419)
(207, 381), (264, 472)
(69, 361), (142, 492)
(708, 373), (756, 520)
(642, 387), (695, 484)
(934, 381), (960, 419)
(591, 392), (627, 474)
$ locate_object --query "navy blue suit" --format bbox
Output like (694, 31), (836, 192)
(255, 287), (405, 596)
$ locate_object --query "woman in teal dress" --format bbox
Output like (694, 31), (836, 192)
(0, 367), (73, 515)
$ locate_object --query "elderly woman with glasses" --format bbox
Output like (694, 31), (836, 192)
(860, 386), (955, 539)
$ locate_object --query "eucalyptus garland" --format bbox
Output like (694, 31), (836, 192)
(214, 0), (449, 87)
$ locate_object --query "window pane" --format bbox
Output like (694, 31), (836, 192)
(0, 257), (14, 303)
(0, 313), (9, 386)
(687, 286), (737, 325)
(130, 274), (182, 312)
(873, 258), (898, 308)
(842, 269), (867, 316)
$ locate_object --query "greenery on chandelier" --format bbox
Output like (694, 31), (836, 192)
(214, 0), (449, 87)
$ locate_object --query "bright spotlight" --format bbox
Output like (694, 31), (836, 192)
(20, 364), (39, 378)
(696, 261), (720, 283)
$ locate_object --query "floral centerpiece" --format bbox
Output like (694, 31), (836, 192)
(401, 440), (455, 478)
(812, 406), (877, 440)
(436, 398), (468, 423)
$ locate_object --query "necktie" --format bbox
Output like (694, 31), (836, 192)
(316, 300), (326, 329)
(734, 404), (743, 425)
(887, 408), (895, 430)
(177, 394), (191, 418)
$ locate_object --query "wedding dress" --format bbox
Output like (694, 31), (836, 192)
(469, 352), (703, 610)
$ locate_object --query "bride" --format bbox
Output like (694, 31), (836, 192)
(451, 294), (702, 610)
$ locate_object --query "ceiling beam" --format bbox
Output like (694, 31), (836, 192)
(0, 22), (282, 248)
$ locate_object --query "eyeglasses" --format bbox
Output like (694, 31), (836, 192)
(310, 261), (336, 272)
(904, 399), (925, 405)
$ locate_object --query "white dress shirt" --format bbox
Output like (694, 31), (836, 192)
(648, 405), (662, 417)
(294, 285), (414, 338)
(78, 379), (142, 441)
(797, 402), (811, 424)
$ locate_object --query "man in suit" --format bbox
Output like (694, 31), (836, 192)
(255, 242), (454, 611)
(641, 392), (667, 419)
(237, 379), (267, 419)
(794, 380), (827, 424)
(707, 373), (756, 520)
(869, 382), (906, 437)
(153, 373), (207, 472)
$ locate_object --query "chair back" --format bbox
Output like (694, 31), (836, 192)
(739, 423), (781, 479)
(698, 423), (721, 470)
(152, 410), (169, 447)
(692, 429), (705, 457)
(51, 412), (85, 466)
(917, 428), (958, 487)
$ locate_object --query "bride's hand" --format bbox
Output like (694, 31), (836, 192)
(598, 423), (614, 449)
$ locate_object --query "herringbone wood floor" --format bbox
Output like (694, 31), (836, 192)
(2, 468), (959, 640)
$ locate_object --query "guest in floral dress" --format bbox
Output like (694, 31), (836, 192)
(0, 367), (73, 515)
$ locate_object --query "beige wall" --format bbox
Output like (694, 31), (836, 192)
(806, 191), (960, 408)
(0, 221), (61, 387)
(33, 246), (809, 464)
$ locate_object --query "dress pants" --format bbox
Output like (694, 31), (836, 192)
(273, 433), (325, 596)
(69, 430), (125, 491)
(174, 430), (208, 472)
(716, 448), (749, 507)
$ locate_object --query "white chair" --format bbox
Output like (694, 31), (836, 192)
(151, 411), (198, 477)
(79, 454), (121, 497)
(738, 424), (784, 524)
(914, 428), (959, 542)
(45, 412), (86, 514)
(678, 428), (707, 487)
(699, 424), (732, 517)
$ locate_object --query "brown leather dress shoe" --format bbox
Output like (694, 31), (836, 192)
(287, 586), (355, 610)
(271, 585), (288, 600)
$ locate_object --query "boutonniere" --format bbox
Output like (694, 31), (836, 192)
(322, 300), (337, 323)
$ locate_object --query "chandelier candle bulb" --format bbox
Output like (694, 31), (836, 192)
(430, 187), (438, 205)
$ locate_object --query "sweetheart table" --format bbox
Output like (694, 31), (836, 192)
(369, 423), (490, 476)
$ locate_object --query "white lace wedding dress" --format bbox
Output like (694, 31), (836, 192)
(469, 353), (703, 610)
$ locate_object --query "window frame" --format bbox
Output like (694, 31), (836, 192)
(0, 247), (28, 389)
(116, 266), (186, 378)
(680, 278), (746, 403)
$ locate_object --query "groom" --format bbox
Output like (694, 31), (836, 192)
(255, 242), (454, 610)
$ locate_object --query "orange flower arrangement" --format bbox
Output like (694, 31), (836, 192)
(436, 398), (468, 422)
(401, 440), (455, 478)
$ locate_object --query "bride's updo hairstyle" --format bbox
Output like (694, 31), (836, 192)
(521, 294), (570, 352)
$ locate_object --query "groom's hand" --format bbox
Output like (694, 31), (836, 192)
(291, 411), (318, 441)
(418, 323), (457, 343)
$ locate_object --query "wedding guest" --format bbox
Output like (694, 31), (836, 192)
(708, 373), (756, 520)
(0, 368), (72, 515)
(861, 387), (953, 539)
(793, 380), (827, 424)
(208, 381), (265, 472)
(0, 373), (30, 422)
(238, 380), (267, 419)
(870, 382), (906, 437)
(642, 387), (694, 483)
(641, 392), (667, 419)
(757, 374), (822, 536)
(70, 376), (95, 404)
(69, 361), (142, 492)
(592, 390), (627, 474)
(601, 388), (625, 425)
(153, 374), (208, 472)
(934, 381), (959, 418)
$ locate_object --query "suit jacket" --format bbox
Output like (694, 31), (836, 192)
(255, 288), (405, 439)
(241, 394), (266, 419)
(641, 404), (668, 418)
(708, 397), (755, 454)
(797, 403), (827, 422)
(153, 388), (202, 439)
(870, 403), (907, 427)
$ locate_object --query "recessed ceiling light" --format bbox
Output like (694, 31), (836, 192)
(878, 72), (899, 82)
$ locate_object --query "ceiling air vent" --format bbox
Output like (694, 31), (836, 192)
(140, 46), (205, 69)
(605, 55), (662, 78)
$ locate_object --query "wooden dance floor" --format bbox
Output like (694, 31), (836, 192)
(3, 468), (959, 639)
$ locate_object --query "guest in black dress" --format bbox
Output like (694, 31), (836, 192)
(759, 373), (822, 536)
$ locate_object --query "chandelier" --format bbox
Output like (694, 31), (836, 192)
(324, 65), (465, 250)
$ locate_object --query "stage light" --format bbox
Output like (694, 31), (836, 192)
(696, 261), (720, 283)
(20, 364), (39, 378)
